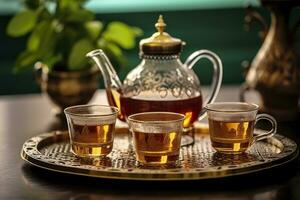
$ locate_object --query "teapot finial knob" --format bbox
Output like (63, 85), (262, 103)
(155, 15), (166, 34)
(140, 15), (183, 55)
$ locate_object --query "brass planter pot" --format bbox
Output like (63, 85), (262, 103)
(35, 63), (100, 116)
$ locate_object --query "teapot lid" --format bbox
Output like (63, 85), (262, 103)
(140, 15), (184, 55)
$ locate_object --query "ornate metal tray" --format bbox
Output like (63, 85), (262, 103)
(21, 126), (298, 181)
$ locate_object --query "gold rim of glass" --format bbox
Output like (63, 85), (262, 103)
(64, 104), (119, 117)
(128, 112), (185, 124)
(205, 102), (259, 113)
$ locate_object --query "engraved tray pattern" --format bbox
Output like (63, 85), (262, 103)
(21, 130), (298, 181)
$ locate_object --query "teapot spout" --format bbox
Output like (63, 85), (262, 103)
(86, 49), (124, 120)
(86, 49), (122, 91)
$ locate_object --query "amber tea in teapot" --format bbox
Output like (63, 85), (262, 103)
(87, 15), (223, 128)
(107, 88), (202, 127)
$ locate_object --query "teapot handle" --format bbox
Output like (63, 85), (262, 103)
(184, 50), (223, 120)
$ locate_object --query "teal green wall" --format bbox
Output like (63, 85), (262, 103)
(0, 7), (299, 95)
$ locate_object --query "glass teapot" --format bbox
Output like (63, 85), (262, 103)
(87, 15), (222, 128)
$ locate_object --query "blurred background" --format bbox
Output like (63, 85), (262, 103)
(0, 0), (299, 95)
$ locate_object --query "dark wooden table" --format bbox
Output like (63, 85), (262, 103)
(1, 87), (299, 200)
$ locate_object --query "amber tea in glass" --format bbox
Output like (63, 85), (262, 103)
(128, 112), (185, 165)
(206, 102), (277, 154)
(64, 105), (118, 157)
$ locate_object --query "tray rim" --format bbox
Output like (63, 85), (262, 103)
(21, 131), (299, 181)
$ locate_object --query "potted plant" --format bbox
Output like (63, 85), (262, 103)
(6, 0), (141, 115)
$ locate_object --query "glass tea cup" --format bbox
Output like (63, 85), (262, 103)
(64, 105), (119, 157)
(205, 102), (277, 154)
(128, 112), (185, 165)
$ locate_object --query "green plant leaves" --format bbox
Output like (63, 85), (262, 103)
(6, 10), (37, 37)
(106, 42), (122, 57)
(58, 0), (84, 11)
(14, 51), (38, 73)
(14, 20), (61, 72)
(7, 0), (142, 72)
(85, 21), (103, 40)
(68, 39), (94, 70)
(103, 22), (142, 49)
(23, 0), (41, 9)
(27, 21), (49, 52)
(24, 0), (41, 9)
(132, 27), (143, 36)
(58, 0), (93, 23)
(65, 9), (94, 23)
(42, 54), (63, 70)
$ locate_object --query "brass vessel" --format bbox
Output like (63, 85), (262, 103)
(241, 0), (300, 121)
(34, 63), (99, 116)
